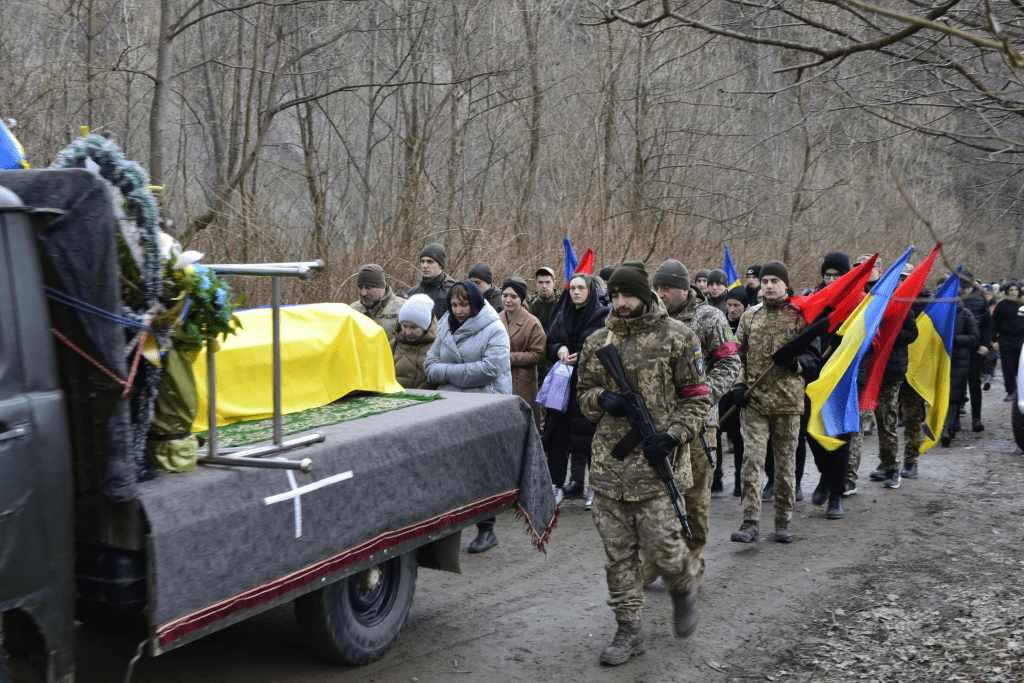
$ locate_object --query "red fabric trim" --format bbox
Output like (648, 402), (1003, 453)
(712, 341), (738, 360)
(679, 384), (710, 398)
(156, 489), (519, 647)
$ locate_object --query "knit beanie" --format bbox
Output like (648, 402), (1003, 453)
(599, 266), (616, 281)
(694, 268), (711, 282)
(746, 265), (761, 278)
(820, 252), (851, 277)
(708, 269), (729, 286)
(398, 294), (434, 331)
(355, 263), (387, 289)
(501, 278), (527, 303)
(468, 261), (493, 284)
(607, 261), (653, 304)
(759, 260), (790, 287)
(419, 243), (447, 269)
(652, 259), (690, 290)
(727, 287), (749, 306)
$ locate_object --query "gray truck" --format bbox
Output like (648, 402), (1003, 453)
(0, 170), (556, 682)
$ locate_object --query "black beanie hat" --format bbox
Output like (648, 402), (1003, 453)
(708, 268), (729, 286)
(820, 252), (851, 277)
(652, 259), (690, 290)
(746, 265), (761, 277)
(420, 243), (447, 269)
(727, 287), (749, 306)
(356, 263), (387, 288)
(501, 278), (527, 303)
(468, 261), (493, 284)
(607, 261), (653, 304)
(759, 261), (790, 287)
(599, 266), (616, 281)
(694, 268), (711, 282)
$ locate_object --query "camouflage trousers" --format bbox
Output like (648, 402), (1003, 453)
(592, 492), (690, 622)
(640, 426), (714, 588)
(848, 382), (902, 477)
(901, 384), (925, 464)
(739, 410), (800, 523)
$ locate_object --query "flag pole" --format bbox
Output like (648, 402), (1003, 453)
(718, 345), (835, 427)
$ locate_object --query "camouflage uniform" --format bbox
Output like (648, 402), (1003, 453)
(847, 410), (870, 482)
(901, 384), (925, 465)
(875, 383), (902, 470)
(666, 287), (740, 583)
(734, 297), (808, 524)
(350, 286), (405, 344)
(578, 297), (710, 621)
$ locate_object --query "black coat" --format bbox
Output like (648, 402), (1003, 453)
(949, 304), (980, 405)
(993, 298), (1024, 349)
(881, 309), (919, 385)
(963, 294), (993, 348)
(542, 284), (610, 455)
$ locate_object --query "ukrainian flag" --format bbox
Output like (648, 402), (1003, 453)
(807, 247), (914, 450)
(723, 245), (742, 289)
(905, 270), (960, 452)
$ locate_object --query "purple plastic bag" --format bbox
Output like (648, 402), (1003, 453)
(536, 360), (573, 412)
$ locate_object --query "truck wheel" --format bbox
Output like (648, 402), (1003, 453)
(294, 552), (416, 665)
(1012, 399), (1024, 452)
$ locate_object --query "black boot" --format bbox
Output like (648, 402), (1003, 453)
(826, 492), (844, 519)
(468, 521), (497, 553)
(731, 520), (759, 543)
(672, 586), (699, 637)
(563, 480), (585, 499)
(811, 477), (828, 506)
(600, 620), (644, 666)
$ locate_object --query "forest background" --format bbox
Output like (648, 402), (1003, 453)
(3, 0), (1021, 304)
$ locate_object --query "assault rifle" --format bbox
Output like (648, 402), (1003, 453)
(697, 423), (717, 469)
(595, 343), (692, 540)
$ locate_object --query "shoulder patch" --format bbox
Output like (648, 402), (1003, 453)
(694, 347), (704, 375)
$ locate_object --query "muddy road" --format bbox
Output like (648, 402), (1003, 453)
(77, 385), (1024, 683)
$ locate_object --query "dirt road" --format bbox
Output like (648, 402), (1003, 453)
(77, 387), (1024, 683)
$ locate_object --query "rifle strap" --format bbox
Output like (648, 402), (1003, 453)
(612, 427), (642, 458)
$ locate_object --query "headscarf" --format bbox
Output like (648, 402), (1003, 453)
(447, 280), (486, 332)
(563, 273), (603, 349)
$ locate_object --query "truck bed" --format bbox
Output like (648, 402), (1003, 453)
(138, 390), (556, 653)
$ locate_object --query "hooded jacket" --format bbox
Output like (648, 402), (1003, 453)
(390, 317), (439, 390)
(577, 296), (711, 500)
(424, 282), (512, 394)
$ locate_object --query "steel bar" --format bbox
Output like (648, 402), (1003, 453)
(207, 338), (218, 458)
(216, 433), (326, 458)
(272, 276), (282, 446)
(197, 455), (313, 473)
(205, 261), (325, 280)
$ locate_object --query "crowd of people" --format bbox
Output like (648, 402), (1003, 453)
(348, 241), (1020, 667)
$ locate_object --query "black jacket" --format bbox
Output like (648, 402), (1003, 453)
(542, 282), (611, 455)
(993, 298), (1024, 349)
(949, 304), (980, 405)
(406, 272), (456, 321)
(962, 293), (993, 349)
(881, 310), (919, 385)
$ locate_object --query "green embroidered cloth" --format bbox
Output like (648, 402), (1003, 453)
(197, 392), (443, 447)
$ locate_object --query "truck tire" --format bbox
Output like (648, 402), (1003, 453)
(1012, 399), (1024, 452)
(294, 551), (416, 665)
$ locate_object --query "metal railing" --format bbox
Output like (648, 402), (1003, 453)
(196, 260), (326, 473)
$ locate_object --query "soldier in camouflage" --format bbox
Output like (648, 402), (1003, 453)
(730, 261), (821, 544)
(349, 264), (406, 345)
(647, 259), (740, 588)
(577, 261), (711, 666)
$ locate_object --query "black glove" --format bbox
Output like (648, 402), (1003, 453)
(732, 384), (751, 408)
(772, 347), (800, 372)
(642, 433), (678, 469)
(598, 390), (630, 417)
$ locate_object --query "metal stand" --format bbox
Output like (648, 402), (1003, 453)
(197, 260), (326, 474)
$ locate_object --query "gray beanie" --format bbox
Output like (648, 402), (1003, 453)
(355, 263), (386, 289)
(708, 268), (729, 286)
(652, 259), (690, 290)
(694, 268), (711, 282)
(468, 261), (493, 284)
(419, 243), (447, 269)
(398, 294), (434, 331)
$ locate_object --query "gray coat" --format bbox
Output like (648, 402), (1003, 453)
(424, 304), (512, 394)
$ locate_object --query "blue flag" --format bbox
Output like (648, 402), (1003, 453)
(563, 238), (578, 282)
(723, 246), (742, 289)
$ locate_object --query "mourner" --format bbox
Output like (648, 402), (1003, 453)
(349, 263), (405, 344)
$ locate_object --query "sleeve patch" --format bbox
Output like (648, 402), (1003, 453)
(679, 384), (710, 398)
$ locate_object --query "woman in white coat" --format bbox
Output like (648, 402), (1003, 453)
(425, 281), (512, 552)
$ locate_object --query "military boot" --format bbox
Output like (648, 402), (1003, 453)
(811, 476), (828, 506)
(730, 520), (759, 543)
(774, 519), (793, 543)
(826, 492), (844, 519)
(671, 586), (699, 638)
(599, 620), (644, 666)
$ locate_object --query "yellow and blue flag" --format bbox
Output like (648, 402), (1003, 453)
(905, 268), (960, 453)
(0, 119), (29, 170)
(807, 247), (914, 450)
(723, 245), (742, 289)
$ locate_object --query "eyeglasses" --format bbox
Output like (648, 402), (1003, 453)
(823, 271), (842, 281)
